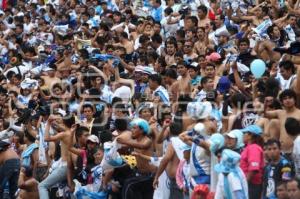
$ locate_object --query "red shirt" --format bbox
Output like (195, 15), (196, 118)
(240, 143), (264, 184)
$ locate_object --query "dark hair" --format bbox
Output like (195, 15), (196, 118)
(279, 89), (297, 102)
(200, 76), (212, 86)
(151, 33), (162, 44)
(279, 60), (296, 74)
(285, 117), (300, 137)
(165, 68), (177, 79)
(206, 63), (216, 69)
(62, 115), (75, 128)
(75, 126), (89, 139)
(265, 138), (281, 148)
(52, 83), (63, 91)
(149, 74), (162, 85)
(155, 0), (161, 4)
(197, 5), (208, 14)
(170, 122), (183, 136)
(120, 32), (128, 39)
(115, 118), (128, 131)
(164, 7), (173, 15)
(114, 103), (128, 115)
(139, 35), (150, 44)
(187, 16), (198, 27)
(82, 104), (94, 112)
(250, 134), (264, 147)
(238, 38), (250, 46)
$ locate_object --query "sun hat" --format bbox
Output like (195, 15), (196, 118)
(215, 149), (241, 173)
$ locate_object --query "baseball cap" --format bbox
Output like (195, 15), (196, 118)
(225, 129), (244, 149)
(241, 125), (263, 136)
(215, 149), (241, 173)
(205, 52), (221, 62)
(215, 30), (231, 38)
(217, 76), (231, 94)
(87, 135), (99, 144)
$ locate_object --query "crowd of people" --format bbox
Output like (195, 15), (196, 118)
(1, 0), (300, 198)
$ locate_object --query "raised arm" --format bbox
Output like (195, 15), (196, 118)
(67, 125), (83, 156)
(88, 65), (108, 84)
(156, 120), (170, 144)
(44, 116), (65, 142)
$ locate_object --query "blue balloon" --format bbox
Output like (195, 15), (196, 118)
(250, 59), (266, 79)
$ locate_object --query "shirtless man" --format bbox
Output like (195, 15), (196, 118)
(41, 67), (61, 93)
(0, 142), (20, 199)
(197, 5), (210, 28)
(153, 122), (184, 199)
(117, 118), (156, 199)
(172, 61), (191, 103)
(264, 89), (300, 154)
(38, 114), (75, 199)
(165, 40), (177, 66)
(119, 32), (134, 54)
(204, 63), (220, 89)
(17, 167), (39, 199)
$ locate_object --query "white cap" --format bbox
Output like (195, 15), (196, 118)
(87, 135), (99, 144)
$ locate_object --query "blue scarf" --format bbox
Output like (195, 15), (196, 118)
(21, 143), (38, 167)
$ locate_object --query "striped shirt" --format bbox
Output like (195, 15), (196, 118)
(153, 86), (170, 105)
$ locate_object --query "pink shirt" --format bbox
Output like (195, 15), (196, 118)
(240, 143), (264, 184)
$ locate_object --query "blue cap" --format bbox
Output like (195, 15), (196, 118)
(241, 125), (262, 136)
(215, 149), (241, 173)
(209, 133), (225, 154)
(217, 76), (231, 94)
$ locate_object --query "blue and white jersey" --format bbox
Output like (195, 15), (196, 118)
(153, 85), (170, 106)
(190, 143), (211, 189)
(101, 84), (113, 104)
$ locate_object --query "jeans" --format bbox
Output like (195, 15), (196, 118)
(38, 165), (67, 199)
(0, 158), (20, 199)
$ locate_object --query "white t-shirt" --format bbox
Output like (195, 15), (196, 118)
(112, 85), (131, 103)
(293, 135), (300, 179)
(215, 168), (249, 199)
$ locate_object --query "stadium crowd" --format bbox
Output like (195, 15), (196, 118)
(1, 0), (300, 198)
